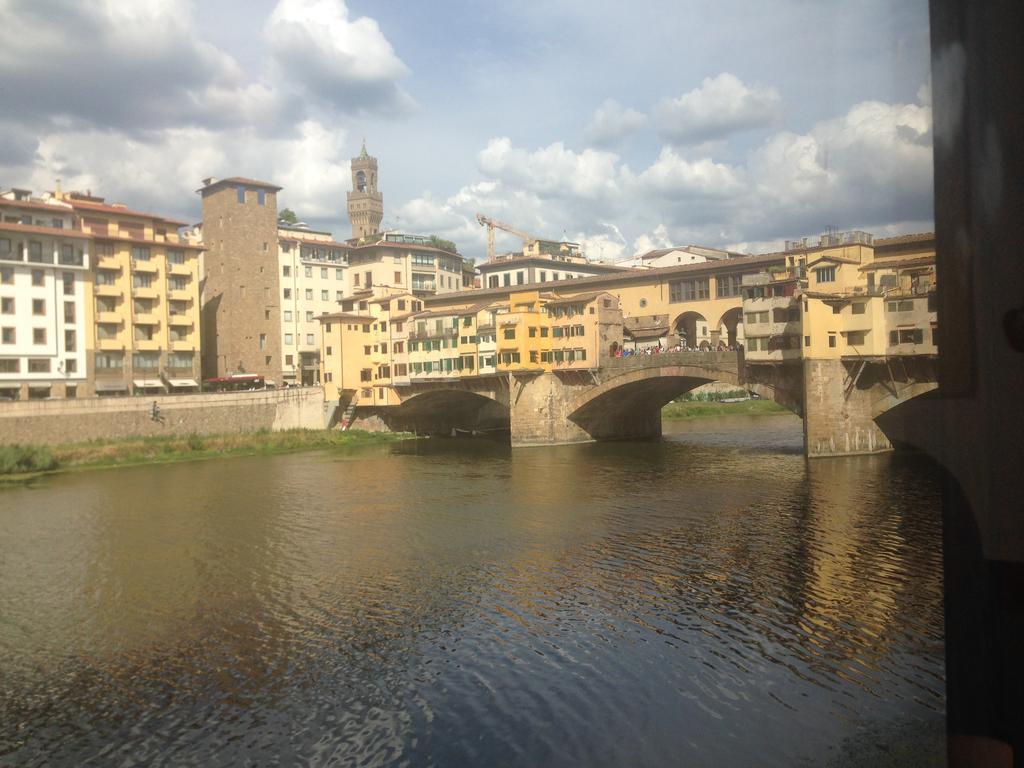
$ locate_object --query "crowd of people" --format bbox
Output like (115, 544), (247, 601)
(613, 341), (741, 358)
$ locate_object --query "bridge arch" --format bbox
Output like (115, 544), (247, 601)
(387, 386), (509, 435)
(564, 356), (800, 442)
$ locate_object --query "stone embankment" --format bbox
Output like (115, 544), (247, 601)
(0, 387), (330, 446)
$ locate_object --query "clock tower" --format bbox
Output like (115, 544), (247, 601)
(347, 141), (383, 239)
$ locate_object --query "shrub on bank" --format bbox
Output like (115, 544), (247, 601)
(0, 444), (59, 475)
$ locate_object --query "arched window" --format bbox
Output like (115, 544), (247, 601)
(356, 170), (366, 192)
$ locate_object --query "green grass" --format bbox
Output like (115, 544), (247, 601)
(0, 429), (409, 480)
(0, 444), (58, 475)
(662, 399), (789, 419)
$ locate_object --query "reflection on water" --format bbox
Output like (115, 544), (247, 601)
(0, 415), (944, 766)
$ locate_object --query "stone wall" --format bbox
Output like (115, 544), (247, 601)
(0, 387), (327, 446)
(803, 358), (892, 457)
(509, 372), (593, 446)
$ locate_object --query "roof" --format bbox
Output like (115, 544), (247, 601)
(543, 291), (612, 305)
(806, 254), (861, 268)
(0, 197), (73, 214)
(0, 221), (90, 239)
(422, 251), (786, 308)
(477, 256), (627, 273)
(318, 312), (372, 323)
(873, 232), (935, 247)
(348, 240), (463, 257)
(197, 177), (283, 196)
(90, 231), (205, 251)
(67, 198), (189, 226)
(860, 255), (936, 271)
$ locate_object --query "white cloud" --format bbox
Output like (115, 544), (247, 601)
(478, 138), (626, 202)
(637, 148), (743, 199)
(584, 99), (647, 147)
(656, 73), (781, 145)
(400, 92), (933, 259)
(265, 0), (413, 113)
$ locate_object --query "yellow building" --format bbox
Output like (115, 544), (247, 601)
(0, 186), (202, 398)
(741, 231), (936, 363)
(67, 192), (204, 394)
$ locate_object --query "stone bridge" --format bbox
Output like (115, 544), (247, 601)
(350, 351), (937, 457)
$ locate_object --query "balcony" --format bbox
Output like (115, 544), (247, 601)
(168, 262), (192, 276)
(94, 311), (121, 324)
(96, 256), (121, 270)
(408, 327), (457, 341)
(170, 340), (196, 352)
(134, 339), (161, 352)
(133, 314), (160, 326)
(168, 288), (192, 301)
(97, 338), (125, 351)
(132, 286), (159, 299)
(168, 314), (193, 327)
(93, 283), (121, 298)
(132, 259), (158, 274)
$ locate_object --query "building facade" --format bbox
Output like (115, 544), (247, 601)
(198, 176), (283, 382)
(0, 187), (203, 399)
(347, 233), (472, 295)
(278, 224), (349, 385)
(740, 231), (937, 363)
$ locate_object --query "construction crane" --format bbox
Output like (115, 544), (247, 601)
(475, 213), (537, 261)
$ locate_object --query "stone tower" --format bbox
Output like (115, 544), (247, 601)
(198, 177), (283, 380)
(346, 141), (383, 239)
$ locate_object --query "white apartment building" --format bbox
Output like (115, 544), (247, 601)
(278, 224), (349, 385)
(0, 190), (90, 399)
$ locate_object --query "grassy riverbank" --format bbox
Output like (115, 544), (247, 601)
(0, 429), (408, 481)
(662, 399), (789, 419)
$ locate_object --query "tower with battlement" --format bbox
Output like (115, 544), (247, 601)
(346, 142), (383, 240)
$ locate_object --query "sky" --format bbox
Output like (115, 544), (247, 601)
(0, 0), (934, 260)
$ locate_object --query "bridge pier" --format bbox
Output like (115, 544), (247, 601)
(509, 372), (595, 446)
(802, 359), (892, 457)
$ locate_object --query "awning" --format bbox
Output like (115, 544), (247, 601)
(133, 378), (165, 388)
(95, 380), (128, 392)
(167, 378), (199, 388)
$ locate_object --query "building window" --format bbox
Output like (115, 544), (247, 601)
(832, 304), (841, 314)
(321, 290), (328, 301)
(33, 328), (45, 344)
(320, 267), (328, 279)
(132, 246), (151, 262)
(305, 289), (313, 300)
(306, 333), (314, 345)
(62, 272), (74, 295)
(1, 327), (14, 344)
(284, 288), (291, 299)
(285, 334), (293, 345)
(284, 310), (293, 321)
(305, 266), (312, 278)
(32, 269), (44, 286)
(283, 265), (291, 277)
(394, 271), (402, 283)
(852, 303), (866, 314)
(336, 269), (343, 280)
(28, 359), (50, 373)
(828, 333), (837, 348)
(257, 189), (265, 206)
(259, 333), (267, 350)
(65, 329), (76, 352)
(887, 299), (915, 312)
(814, 266), (836, 283)
(132, 274), (152, 289)
(847, 330), (866, 345)
(0, 358), (19, 373)
(236, 186), (246, 203)
(669, 278), (710, 302)
(0, 267), (12, 284)
(716, 274), (742, 298)
(503, 274), (511, 287)
(1, 297), (12, 314)
(326, 346), (333, 356)
(285, 354), (293, 365)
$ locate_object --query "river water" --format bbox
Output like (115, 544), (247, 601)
(0, 415), (945, 767)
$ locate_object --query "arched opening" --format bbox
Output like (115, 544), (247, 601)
(609, 341), (620, 356)
(718, 307), (744, 349)
(672, 311), (709, 349)
(388, 389), (508, 436)
(356, 170), (367, 192)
